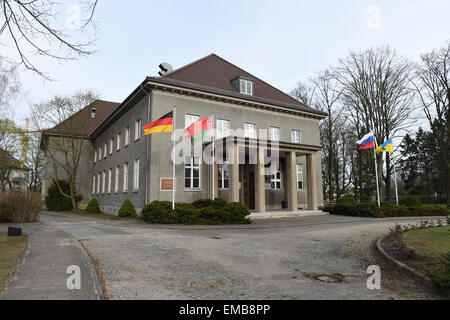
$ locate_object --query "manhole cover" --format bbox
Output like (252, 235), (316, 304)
(311, 274), (344, 283)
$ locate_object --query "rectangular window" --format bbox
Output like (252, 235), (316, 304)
(240, 79), (253, 95)
(133, 159), (140, 191)
(98, 147), (102, 161)
(97, 173), (100, 194)
(94, 150), (97, 163)
(218, 163), (229, 189)
(244, 122), (257, 139)
(265, 162), (281, 189)
(115, 165), (120, 193)
(296, 164), (304, 190)
(123, 163), (129, 192)
(92, 175), (96, 194)
(110, 138), (114, 155)
(269, 126), (280, 141)
(102, 171), (106, 193)
(216, 119), (230, 139)
(184, 157), (200, 189)
(291, 130), (301, 144)
(125, 127), (130, 146)
(135, 119), (141, 141)
(116, 132), (121, 151)
(104, 143), (107, 158)
(185, 114), (200, 129)
(108, 168), (112, 193)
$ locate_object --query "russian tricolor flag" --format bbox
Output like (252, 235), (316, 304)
(357, 132), (375, 149)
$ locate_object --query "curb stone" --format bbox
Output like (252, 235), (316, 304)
(376, 234), (433, 290)
(52, 225), (104, 300)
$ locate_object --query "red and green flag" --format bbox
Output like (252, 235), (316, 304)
(184, 116), (212, 145)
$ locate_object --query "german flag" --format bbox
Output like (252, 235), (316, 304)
(142, 111), (173, 135)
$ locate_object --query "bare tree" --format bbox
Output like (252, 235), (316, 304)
(0, 66), (21, 116)
(335, 46), (416, 201)
(25, 132), (44, 191)
(290, 81), (317, 107)
(31, 90), (98, 210)
(0, 118), (22, 190)
(312, 71), (345, 201)
(414, 41), (450, 208)
(1, 0), (99, 78)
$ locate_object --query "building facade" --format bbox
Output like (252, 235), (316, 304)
(88, 54), (327, 214)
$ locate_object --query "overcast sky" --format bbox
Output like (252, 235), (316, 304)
(7, 0), (450, 128)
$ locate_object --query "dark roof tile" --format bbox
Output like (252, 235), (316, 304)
(154, 54), (324, 116)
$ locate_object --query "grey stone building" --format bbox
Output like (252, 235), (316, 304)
(43, 54), (327, 214)
(41, 100), (120, 208)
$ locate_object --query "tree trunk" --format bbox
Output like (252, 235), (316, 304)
(70, 182), (78, 211)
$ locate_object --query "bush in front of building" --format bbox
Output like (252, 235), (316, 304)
(399, 196), (422, 207)
(45, 180), (75, 211)
(118, 200), (137, 218)
(84, 198), (102, 214)
(191, 197), (228, 209)
(142, 198), (251, 225)
(325, 201), (449, 218)
(0, 190), (41, 223)
(336, 197), (356, 205)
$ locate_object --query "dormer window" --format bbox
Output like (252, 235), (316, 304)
(231, 76), (254, 96)
(240, 79), (253, 95)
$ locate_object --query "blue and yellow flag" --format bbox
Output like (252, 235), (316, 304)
(376, 138), (393, 153)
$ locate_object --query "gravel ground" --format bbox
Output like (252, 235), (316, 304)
(40, 212), (443, 300)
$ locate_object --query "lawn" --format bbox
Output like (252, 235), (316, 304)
(403, 226), (450, 257)
(401, 226), (450, 276)
(0, 232), (28, 294)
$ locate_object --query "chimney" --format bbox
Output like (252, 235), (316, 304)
(91, 108), (96, 119)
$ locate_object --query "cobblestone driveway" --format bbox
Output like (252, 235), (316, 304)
(40, 213), (442, 300)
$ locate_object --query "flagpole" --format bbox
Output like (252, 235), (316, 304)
(372, 133), (381, 208)
(172, 106), (176, 210)
(393, 155), (399, 206)
(212, 113), (215, 201)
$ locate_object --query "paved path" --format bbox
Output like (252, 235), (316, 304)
(0, 223), (98, 300)
(39, 212), (445, 300)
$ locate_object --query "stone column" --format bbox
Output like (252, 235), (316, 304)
(228, 141), (239, 202)
(255, 147), (265, 212)
(286, 151), (298, 211)
(239, 165), (244, 203)
(306, 151), (318, 211)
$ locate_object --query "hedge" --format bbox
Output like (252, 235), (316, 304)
(85, 198), (102, 214)
(118, 200), (137, 218)
(325, 202), (449, 218)
(142, 198), (250, 225)
(0, 191), (41, 223)
(399, 196), (422, 207)
(336, 197), (356, 205)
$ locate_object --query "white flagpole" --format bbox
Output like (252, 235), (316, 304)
(172, 106), (176, 210)
(212, 113), (215, 201)
(372, 133), (381, 208)
(393, 155), (399, 206)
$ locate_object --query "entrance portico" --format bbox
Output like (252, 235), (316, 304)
(209, 137), (321, 213)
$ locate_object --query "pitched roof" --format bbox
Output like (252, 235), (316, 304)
(0, 148), (29, 170)
(148, 54), (325, 116)
(46, 100), (120, 137)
